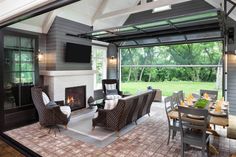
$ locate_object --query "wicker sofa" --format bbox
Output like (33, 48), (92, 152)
(92, 90), (156, 133)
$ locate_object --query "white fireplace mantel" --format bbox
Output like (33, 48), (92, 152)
(40, 70), (96, 76)
(40, 70), (96, 108)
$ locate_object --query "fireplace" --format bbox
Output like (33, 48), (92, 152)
(65, 86), (86, 111)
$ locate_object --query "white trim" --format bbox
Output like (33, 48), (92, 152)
(42, 11), (58, 34)
(40, 70), (96, 76)
(91, 0), (108, 24)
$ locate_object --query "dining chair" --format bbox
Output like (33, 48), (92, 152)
(200, 89), (218, 102)
(174, 90), (184, 104)
(192, 93), (200, 100)
(178, 106), (210, 157)
(164, 96), (180, 145)
(171, 93), (179, 110)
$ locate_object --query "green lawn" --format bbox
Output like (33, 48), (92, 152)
(121, 81), (222, 98)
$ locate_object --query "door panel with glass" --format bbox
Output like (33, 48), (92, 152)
(3, 35), (36, 110)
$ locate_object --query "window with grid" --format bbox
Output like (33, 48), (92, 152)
(92, 45), (107, 89)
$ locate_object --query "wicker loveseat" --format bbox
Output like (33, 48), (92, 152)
(92, 90), (156, 133)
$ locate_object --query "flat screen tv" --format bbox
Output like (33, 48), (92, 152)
(65, 42), (91, 63)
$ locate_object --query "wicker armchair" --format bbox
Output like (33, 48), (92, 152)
(31, 87), (70, 128)
(102, 79), (123, 99)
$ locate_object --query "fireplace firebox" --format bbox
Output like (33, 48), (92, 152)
(65, 86), (86, 111)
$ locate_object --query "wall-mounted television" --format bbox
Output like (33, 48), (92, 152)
(65, 42), (91, 63)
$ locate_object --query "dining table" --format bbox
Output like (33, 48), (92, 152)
(167, 98), (229, 155)
(168, 100), (229, 128)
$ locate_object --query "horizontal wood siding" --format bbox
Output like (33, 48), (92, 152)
(227, 54), (236, 115)
(46, 17), (92, 70)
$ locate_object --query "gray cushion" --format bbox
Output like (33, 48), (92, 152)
(107, 89), (118, 95)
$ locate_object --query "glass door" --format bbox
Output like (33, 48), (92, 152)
(3, 35), (36, 110)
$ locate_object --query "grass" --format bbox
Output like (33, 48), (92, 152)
(121, 81), (222, 98)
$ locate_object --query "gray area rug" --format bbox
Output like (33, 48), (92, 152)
(61, 103), (161, 147)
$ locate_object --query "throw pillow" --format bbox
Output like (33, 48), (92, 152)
(42, 92), (50, 105)
(104, 99), (119, 110)
(106, 95), (122, 100)
(105, 83), (116, 90)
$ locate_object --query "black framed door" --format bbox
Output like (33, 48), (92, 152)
(2, 30), (39, 130)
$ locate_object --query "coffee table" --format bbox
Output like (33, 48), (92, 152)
(88, 99), (105, 109)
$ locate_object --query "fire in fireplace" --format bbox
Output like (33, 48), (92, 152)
(65, 86), (86, 111)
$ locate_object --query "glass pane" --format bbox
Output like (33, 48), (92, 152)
(136, 38), (159, 45)
(21, 51), (33, 61)
(21, 72), (34, 83)
(12, 72), (21, 84)
(159, 35), (186, 43)
(170, 12), (217, 23)
(109, 27), (136, 33)
(92, 31), (108, 36)
(136, 21), (169, 29)
(21, 37), (34, 49)
(4, 35), (19, 48)
(4, 50), (20, 72)
(21, 63), (33, 71)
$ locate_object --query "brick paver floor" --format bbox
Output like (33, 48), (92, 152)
(5, 104), (236, 157)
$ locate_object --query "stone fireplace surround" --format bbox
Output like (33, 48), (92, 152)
(40, 70), (96, 108)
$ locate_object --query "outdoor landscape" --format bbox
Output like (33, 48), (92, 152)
(120, 41), (223, 97)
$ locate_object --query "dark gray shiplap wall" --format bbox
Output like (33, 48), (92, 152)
(227, 55), (236, 115)
(125, 0), (214, 25)
(46, 17), (92, 70)
(227, 18), (236, 52)
(107, 44), (118, 79)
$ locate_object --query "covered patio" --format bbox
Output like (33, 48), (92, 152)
(0, 0), (236, 156)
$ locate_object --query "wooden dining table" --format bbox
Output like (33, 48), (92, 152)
(168, 101), (229, 128)
(167, 100), (229, 155)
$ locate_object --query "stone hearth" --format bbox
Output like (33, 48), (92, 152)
(40, 70), (96, 108)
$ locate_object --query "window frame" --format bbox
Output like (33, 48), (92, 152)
(92, 44), (108, 90)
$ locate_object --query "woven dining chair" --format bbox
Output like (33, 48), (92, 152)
(164, 96), (180, 145)
(178, 106), (210, 157)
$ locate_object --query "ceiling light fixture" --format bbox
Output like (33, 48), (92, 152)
(152, 5), (172, 13)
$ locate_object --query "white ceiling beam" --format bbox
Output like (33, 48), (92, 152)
(42, 10), (58, 34)
(94, 0), (191, 21)
(91, 0), (109, 24)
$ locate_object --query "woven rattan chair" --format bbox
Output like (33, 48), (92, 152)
(31, 87), (70, 128)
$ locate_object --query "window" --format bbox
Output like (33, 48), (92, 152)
(3, 34), (36, 110)
(92, 45), (107, 89)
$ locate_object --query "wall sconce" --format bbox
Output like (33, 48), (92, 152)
(109, 55), (117, 65)
(38, 49), (44, 62)
(111, 56), (115, 60)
